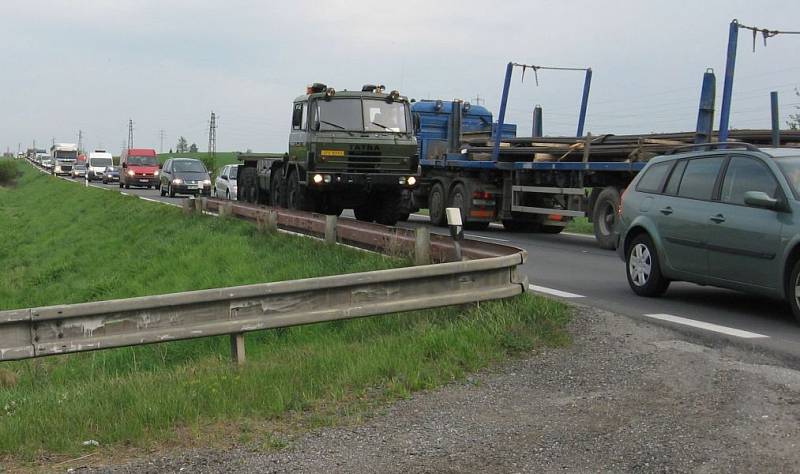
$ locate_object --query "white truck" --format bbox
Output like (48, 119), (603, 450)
(86, 150), (114, 182)
(50, 143), (79, 176)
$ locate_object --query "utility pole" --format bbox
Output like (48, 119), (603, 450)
(159, 129), (165, 153)
(127, 119), (134, 149)
(78, 130), (83, 153)
(208, 111), (217, 174)
(51, 137), (55, 148)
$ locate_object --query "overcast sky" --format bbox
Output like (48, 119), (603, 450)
(2, 0), (799, 155)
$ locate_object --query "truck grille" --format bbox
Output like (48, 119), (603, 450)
(318, 153), (410, 174)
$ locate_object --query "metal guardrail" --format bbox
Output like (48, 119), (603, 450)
(0, 191), (528, 363)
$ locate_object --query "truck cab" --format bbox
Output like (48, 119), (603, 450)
(50, 143), (78, 176)
(239, 83), (419, 225)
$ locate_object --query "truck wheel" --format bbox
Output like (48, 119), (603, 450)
(375, 191), (402, 226)
(287, 170), (313, 211)
(788, 259), (800, 324)
(398, 213), (410, 222)
(593, 186), (621, 250)
(429, 182), (447, 226)
(269, 169), (284, 207)
(354, 204), (376, 222)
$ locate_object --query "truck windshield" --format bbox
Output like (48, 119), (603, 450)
(127, 156), (159, 166)
(317, 98), (363, 131)
(363, 99), (408, 132)
(91, 158), (113, 167)
(316, 98), (409, 132)
(54, 151), (78, 160)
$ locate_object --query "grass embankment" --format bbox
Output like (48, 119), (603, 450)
(0, 158), (18, 186)
(0, 164), (570, 464)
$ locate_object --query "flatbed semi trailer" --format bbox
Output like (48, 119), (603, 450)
(410, 98), (800, 249)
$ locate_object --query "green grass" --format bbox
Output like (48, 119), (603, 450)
(0, 164), (571, 463)
(565, 216), (593, 235)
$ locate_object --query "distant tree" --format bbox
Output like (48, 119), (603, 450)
(245, 148), (253, 153)
(789, 88), (800, 130)
(176, 137), (188, 153)
(189, 143), (198, 153)
(169, 148), (173, 154)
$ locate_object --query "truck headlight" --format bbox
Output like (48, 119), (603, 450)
(313, 174), (323, 184)
(154, 170), (160, 176)
(407, 176), (417, 186)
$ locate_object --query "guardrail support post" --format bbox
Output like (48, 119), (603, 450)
(257, 210), (279, 233)
(196, 197), (207, 214)
(414, 227), (431, 265)
(325, 215), (337, 244)
(183, 198), (195, 216)
(220, 202), (233, 218)
(230, 333), (246, 364)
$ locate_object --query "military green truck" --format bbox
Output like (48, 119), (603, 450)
(237, 83), (419, 226)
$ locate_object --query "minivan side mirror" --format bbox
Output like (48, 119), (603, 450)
(744, 191), (779, 210)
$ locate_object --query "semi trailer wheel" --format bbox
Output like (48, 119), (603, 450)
(269, 167), (284, 207)
(592, 186), (621, 250)
(428, 182), (447, 226)
(286, 170), (314, 211)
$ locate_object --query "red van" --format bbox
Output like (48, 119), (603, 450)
(119, 148), (160, 189)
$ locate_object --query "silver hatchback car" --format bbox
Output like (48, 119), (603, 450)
(616, 143), (800, 322)
(213, 164), (240, 200)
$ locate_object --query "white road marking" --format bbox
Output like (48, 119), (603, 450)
(464, 233), (510, 243)
(562, 232), (595, 239)
(529, 285), (585, 299)
(643, 313), (768, 339)
(140, 196), (181, 207)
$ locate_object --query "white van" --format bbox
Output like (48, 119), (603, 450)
(86, 150), (114, 182)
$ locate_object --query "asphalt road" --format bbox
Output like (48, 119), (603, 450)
(73, 175), (800, 364)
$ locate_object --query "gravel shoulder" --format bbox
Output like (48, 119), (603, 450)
(79, 304), (800, 473)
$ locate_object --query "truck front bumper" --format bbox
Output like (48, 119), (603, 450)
(305, 172), (417, 190)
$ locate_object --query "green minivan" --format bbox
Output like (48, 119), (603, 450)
(616, 144), (800, 322)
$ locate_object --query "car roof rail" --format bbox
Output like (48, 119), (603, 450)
(664, 142), (760, 155)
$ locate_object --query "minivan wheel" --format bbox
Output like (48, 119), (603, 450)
(788, 260), (800, 324)
(626, 234), (669, 297)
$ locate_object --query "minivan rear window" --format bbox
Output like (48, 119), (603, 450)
(636, 161), (672, 193)
(677, 157), (724, 201)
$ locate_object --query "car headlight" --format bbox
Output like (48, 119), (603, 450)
(154, 170), (160, 176)
(203, 179), (211, 185)
(173, 178), (183, 185)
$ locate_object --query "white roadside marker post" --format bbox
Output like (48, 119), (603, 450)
(446, 207), (464, 261)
